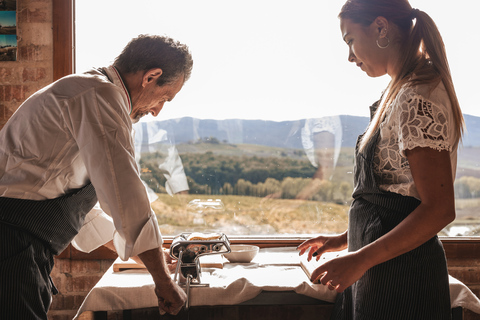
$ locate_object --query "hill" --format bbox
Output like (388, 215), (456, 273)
(135, 113), (480, 149)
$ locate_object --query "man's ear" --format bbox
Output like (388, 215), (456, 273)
(142, 68), (163, 87)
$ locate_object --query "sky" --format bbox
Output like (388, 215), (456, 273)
(0, 35), (16, 47)
(0, 11), (16, 27)
(76, 0), (479, 121)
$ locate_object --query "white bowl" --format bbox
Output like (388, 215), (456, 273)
(224, 245), (259, 263)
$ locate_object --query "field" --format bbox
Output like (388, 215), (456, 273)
(141, 141), (480, 237)
(0, 26), (15, 35)
(0, 46), (15, 61)
(151, 194), (480, 237)
(152, 194), (349, 236)
(448, 198), (480, 236)
(0, 0), (16, 11)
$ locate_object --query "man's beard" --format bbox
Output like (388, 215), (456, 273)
(131, 111), (147, 124)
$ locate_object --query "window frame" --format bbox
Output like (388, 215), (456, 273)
(53, 0), (479, 253)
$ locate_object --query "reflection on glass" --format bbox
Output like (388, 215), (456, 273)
(77, 0), (480, 238)
(133, 116), (351, 236)
(133, 115), (480, 237)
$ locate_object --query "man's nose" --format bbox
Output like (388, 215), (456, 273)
(150, 102), (165, 117)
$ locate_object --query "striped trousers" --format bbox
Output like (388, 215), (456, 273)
(0, 223), (56, 320)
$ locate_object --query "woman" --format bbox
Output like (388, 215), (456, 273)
(297, 0), (464, 319)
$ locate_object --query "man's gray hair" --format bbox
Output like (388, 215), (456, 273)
(114, 34), (193, 86)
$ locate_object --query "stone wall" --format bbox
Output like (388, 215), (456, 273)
(0, 0), (52, 130)
(48, 246), (116, 320)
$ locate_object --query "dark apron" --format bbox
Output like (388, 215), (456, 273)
(0, 183), (97, 320)
(330, 107), (451, 320)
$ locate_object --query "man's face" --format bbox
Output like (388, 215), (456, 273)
(130, 75), (184, 123)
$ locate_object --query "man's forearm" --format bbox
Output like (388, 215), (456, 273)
(138, 247), (172, 283)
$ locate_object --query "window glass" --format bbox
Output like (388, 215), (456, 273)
(76, 0), (480, 237)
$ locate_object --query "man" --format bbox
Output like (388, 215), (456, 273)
(0, 34), (192, 319)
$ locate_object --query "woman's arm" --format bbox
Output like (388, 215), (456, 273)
(311, 147), (455, 291)
(359, 147), (455, 265)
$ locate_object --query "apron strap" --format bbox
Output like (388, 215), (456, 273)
(0, 183), (97, 254)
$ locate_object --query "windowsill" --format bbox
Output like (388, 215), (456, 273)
(56, 236), (480, 260)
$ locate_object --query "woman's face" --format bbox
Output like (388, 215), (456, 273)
(340, 18), (389, 78)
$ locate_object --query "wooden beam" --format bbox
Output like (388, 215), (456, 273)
(52, 0), (74, 80)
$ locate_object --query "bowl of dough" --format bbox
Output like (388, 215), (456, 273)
(223, 244), (259, 263)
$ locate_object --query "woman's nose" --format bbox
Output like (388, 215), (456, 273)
(348, 51), (355, 63)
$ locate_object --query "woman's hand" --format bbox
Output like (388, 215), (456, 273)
(311, 250), (370, 293)
(297, 231), (348, 262)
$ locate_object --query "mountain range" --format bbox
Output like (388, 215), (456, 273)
(137, 114), (480, 149)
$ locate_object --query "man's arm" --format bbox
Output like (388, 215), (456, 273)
(138, 247), (187, 315)
(103, 240), (186, 314)
(103, 240), (177, 273)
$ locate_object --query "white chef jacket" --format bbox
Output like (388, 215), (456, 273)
(0, 66), (163, 260)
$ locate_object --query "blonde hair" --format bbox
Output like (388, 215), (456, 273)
(339, 0), (464, 152)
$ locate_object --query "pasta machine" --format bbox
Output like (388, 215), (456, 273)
(169, 232), (231, 309)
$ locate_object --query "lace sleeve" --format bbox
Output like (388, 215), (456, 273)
(396, 89), (453, 157)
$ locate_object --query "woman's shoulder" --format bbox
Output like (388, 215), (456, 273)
(398, 81), (450, 109)
(382, 81), (455, 155)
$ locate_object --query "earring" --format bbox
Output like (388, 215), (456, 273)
(376, 28), (389, 49)
(376, 36), (390, 49)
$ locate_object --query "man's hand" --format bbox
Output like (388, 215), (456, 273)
(154, 278), (187, 315)
(138, 247), (187, 315)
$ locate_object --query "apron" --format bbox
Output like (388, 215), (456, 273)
(330, 106), (451, 320)
(0, 183), (97, 320)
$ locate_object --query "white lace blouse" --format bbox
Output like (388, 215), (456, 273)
(373, 81), (459, 200)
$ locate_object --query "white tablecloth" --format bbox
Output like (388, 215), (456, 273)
(74, 247), (480, 319)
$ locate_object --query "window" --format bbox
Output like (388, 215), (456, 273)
(74, 0), (480, 238)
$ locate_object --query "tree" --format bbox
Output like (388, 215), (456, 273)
(338, 181), (353, 202)
(455, 176), (480, 199)
(222, 182), (233, 195)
